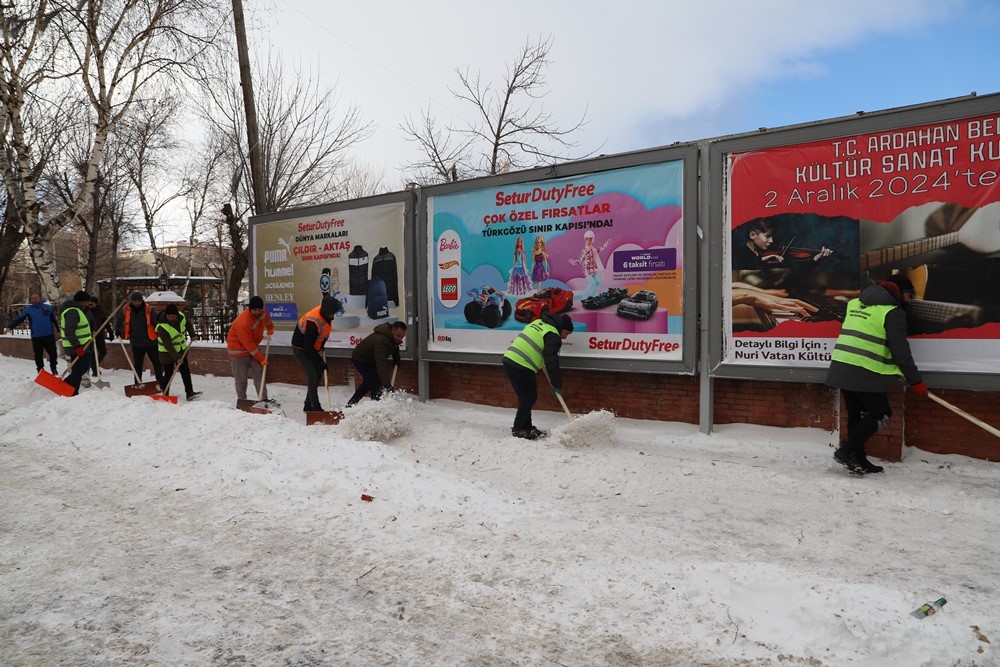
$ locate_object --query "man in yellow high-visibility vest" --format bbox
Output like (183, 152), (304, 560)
(502, 312), (573, 440)
(826, 274), (927, 474)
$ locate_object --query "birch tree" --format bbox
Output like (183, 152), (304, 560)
(1, 0), (221, 303)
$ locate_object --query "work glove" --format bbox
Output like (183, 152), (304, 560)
(552, 387), (562, 398)
(74, 346), (86, 358)
(911, 381), (929, 397)
(259, 358), (268, 367)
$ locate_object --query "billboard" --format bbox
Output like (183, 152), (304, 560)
(251, 201), (406, 350)
(724, 111), (1000, 373)
(427, 161), (686, 361)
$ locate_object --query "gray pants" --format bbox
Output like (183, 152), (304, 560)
(230, 355), (266, 401)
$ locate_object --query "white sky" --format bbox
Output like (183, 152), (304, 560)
(243, 0), (992, 189)
(2, 350), (999, 664)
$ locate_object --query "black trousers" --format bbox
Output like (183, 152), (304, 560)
(347, 359), (385, 406)
(65, 349), (93, 395)
(841, 390), (892, 456)
(293, 348), (323, 411)
(503, 360), (538, 431)
(32, 335), (58, 373)
(132, 345), (164, 385)
(160, 354), (194, 396)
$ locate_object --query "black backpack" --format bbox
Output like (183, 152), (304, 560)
(366, 275), (389, 319)
(370, 247), (399, 305)
(348, 245), (369, 295)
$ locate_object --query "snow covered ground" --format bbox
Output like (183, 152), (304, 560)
(1, 353), (998, 666)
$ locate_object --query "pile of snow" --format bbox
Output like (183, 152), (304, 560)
(1, 353), (998, 666)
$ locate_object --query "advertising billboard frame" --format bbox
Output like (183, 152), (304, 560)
(708, 92), (1000, 391)
(248, 189), (417, 359)
(416, 144), (700, 375)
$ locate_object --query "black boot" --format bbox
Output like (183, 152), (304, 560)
(856, 456), (884, 474)
(834, 447), (865, 474)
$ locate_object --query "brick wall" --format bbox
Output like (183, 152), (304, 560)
(3, 336), (997, 463)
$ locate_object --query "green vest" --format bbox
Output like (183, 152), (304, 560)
(156, 313), (188, 353)
(504, 319), (557, 371)
(831, 300), (900, 376)
(59, 305), (93, 348)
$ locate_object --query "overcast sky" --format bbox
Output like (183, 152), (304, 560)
(243, 0), (998, 190)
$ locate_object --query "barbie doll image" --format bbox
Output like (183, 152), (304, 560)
(507, 237), (532, 295)
(530, 235), (550, 291)
(569, 230), (610, 298)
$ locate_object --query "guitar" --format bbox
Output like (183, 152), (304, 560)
(906, 264), (988, 333)
(860, 201), (1000, 271)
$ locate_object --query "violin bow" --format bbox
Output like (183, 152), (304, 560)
(779, 235), (796, 258)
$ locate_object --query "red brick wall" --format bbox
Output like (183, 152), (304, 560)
(3, 336), (997, 462)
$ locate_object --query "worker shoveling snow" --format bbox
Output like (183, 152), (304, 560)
(547, 409), (616, 448)
(339, 390), (415, 441)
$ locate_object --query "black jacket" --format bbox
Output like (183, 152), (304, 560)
(826, 283), (921, 392)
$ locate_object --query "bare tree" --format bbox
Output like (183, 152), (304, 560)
(117, 94), (192, 277)
(402, 35), (594, 184)
(1, 0), (222, 303)
(197, 52), (376, 305)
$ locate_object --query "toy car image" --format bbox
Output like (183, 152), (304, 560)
(617, 290), (659, 321)
(581, 287), (628, 310)
(464, 285), (512, 328)
(514, 287), (574, 323)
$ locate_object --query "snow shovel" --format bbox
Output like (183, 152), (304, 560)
(89, 299), (126, 391)
(238, 338), (282, 414)
(151, 344), (192, 404)
(542, 366), (573, 423)
(928, 391), (1000, 439)
(306, 355), (344, 425)
(33, 355), (81, 397)
(117, 337), (161, 397)
(35, 297), (126, 396)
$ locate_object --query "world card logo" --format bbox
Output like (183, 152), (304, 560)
(440, 278), (458, 301)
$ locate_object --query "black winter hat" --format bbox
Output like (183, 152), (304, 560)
(560, 314), (574, 334)
(248, 296), (265, 309)
(89, 295), (99, 304)
(880, 274), (915, 296)
(130, 291), (143, 301)
(164, 304), (179, 315)
(320, 296), (342, 320)
(74, 290), (90, 302)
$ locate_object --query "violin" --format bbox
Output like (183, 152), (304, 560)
(760, 246), (849, 262)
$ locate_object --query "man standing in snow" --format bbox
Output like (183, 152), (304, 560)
(58, 291), (94, 395)
(156, 304), (201, 401)
(118, 291), (165, 388)
(226, 296), (275, 402)
(826, 274), (927, 474)
(502, 312), (573, 440)
(291, 295), (340, 412)
(346, 320), (406, 407)
(6, 292), (59, 375)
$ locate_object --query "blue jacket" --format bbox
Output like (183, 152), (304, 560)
(8, 302), (58, 338)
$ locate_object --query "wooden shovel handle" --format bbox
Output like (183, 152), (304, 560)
(927, 391), (1000, 439)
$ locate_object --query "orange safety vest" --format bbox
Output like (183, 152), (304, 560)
(297, 305), (330, 351)
(124, 305), (157, 341)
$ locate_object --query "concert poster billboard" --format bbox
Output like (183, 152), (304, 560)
(724, 112), (1000, 373)
(426, 161), (686, 361)
(250, 201), (406, 350)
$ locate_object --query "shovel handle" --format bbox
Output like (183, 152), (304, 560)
(162, 342), (192, 396)
(927, 391), (1000, 439)
(542, 366), (573, 423)
(257, 336), (271, 401)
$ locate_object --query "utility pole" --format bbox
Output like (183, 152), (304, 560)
(231, 0), (267, 215)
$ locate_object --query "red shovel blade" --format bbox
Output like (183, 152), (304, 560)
(306, 410), (344, 425)
(149, 393), (179, 404)
(124, 382), (162, 397)
(34, 369), (75, 397)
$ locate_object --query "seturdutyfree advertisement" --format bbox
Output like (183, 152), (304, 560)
(724, 111), (1000, 373)
(251, 202), (405, 349)
(427, 161), (686, 360)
